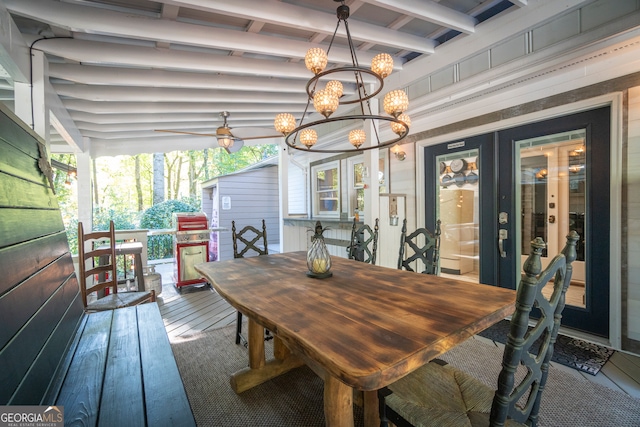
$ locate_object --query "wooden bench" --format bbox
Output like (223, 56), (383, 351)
(47, 303), (195, 426)
(0, 105), (193, 425)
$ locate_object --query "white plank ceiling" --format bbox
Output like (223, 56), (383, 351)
(2, 0), (527, 156)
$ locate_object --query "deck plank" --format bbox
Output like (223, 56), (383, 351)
(601, 353), (640, 398)
(165, 299), (230, 335)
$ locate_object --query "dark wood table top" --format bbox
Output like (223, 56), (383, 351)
(196, 251), (516, 391)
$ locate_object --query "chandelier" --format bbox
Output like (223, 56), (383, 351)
(273, 0), (410, 153)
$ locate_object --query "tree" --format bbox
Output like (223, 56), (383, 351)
(92, 157), (99, 208)
(153, 152), (164, 205)
(165, 152), (182, 199)
(134, 154), (143, 211)
(203, 148), (210, 181)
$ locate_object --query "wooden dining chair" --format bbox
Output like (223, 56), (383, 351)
(379, 231), (579, 427)
(77, 220), (155, 313)
(232, 219), (271, 346)
(346, 217), (379, 264)
(397, 218), (442, 274)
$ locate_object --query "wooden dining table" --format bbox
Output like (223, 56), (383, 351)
(195, 251), (516, 427)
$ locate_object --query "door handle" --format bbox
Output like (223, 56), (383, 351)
(498, 229), (508, 258)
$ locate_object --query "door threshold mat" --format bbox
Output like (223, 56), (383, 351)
(478, 319), (614, 375)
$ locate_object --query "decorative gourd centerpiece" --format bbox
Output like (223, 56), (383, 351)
(307, 221), (332, 278)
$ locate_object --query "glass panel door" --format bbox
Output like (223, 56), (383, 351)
(436, 149), (480, 283)
(424, 133), (496, 286)
(517, 130), (587, 308)
(497, 106), (610, 337)
(424, 107), (610, 337)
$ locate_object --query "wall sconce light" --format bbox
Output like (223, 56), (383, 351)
(391, 144), (406, 161)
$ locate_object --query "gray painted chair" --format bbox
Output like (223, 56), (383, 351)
(347, 217), (379, 264)
(231, 219), (271, 346)
(397, 218), (442, 275)
(379, 231), (579, 427)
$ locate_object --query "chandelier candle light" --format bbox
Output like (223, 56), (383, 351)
(274, 0), (410, 153)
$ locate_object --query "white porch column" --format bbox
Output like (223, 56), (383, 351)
(278, 145), (290, 253)
(14, 50), (49, 145)
(76, 147), (93, 232)
(363, 95), (379, 224)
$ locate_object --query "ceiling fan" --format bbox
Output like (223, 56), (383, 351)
(155, 111), (281, 153)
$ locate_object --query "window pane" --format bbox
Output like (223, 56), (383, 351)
(354, 163), (364, 187)
(315, 165), (339, 214)
(436, 149), (480, 283)
(516, 129), (587, 309)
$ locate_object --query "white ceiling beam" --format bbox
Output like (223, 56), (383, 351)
(69, 111), (284, 125)
(47, 82), (84, 151)
(231, 20), (265, 57)
(5, 0), (394, 65)
(26, 37), (358, 80)
(48, 63), (356, 94)
(510, 0), (528, 6)
(164, 0), (435, 54)
(90, 135), (282, 158)
(74, 120), (276, 132)
(359, 0), (477, 34)
(52, 84), (308, 103)
(0, 1), (30, 83)
(62, 100), (306, 114)
(157, 3), (181, 49)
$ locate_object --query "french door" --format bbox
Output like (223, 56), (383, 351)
(424, 107), (610, 337)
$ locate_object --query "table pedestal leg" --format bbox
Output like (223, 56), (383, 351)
(230, 318), (303, 394)
(324, 375), (354, 427)
(273, 336), (290, 361)
(248, 318), (265, 369)
(363, 390), (380, 427)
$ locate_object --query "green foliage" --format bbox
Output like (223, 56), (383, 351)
(65, 218), (79, 254)
(93, 208), (138, 231)
(140, 199), (199, 229)
(140, 199), (200, 260)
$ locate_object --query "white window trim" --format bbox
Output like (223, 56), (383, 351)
(311, 160), (341, 218)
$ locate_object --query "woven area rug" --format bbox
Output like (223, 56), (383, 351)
(477, 319), (614, 375)
(171, 325), (640, 427)
(170, 325), (364, 426)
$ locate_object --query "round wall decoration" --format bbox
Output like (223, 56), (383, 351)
(450, 158), (467, 173)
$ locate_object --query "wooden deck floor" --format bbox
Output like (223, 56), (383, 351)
(155, 262), (236, 340)
(154, 262), (640, 399)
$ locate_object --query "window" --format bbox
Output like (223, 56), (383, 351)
(310, 153), (388, 219)
(312, 161), (340, 217)
(352, 160), (365, 214)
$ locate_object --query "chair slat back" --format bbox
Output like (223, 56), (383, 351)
(490, 231), (579, 426)
(347, 218), (379, 264)
(77, 220), (119, 308)
(232, 219), (268, 258)
(397, 218), (442, 274)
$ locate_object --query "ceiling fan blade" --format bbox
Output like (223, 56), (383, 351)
(224, 139), (244, 154)
(231, 127), (281, 140)
(239, 134), (282, 141)
(155, 129), (217, 137)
